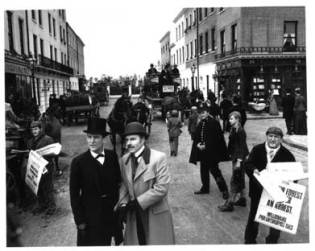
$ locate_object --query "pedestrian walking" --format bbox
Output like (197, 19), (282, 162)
(227, 94), (247, 131)
(293, 88), (307, 135)
(69, 118), (122, 246)
(166, 109), (183, 156)
(281, 88), (295, 135)
(188, 106), (199, 140)
(189, 102), (229, 199)
(219, 92), (233, 132)
(269, 89), (279, 115)
(218, 111), (249, 212)
(243, 126), (295, 244)
(115, 122), (175, 245)
(25, 121), (56, 215)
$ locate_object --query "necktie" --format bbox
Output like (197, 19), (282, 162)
(130, 153), (138, 179)
(96, 153), (104, 159)
(269, 150), (275, 161)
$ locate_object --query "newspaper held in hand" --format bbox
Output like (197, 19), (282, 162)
(35, 142), (62, 156)
(25, 150), (48, 195)
(267, 162), (308, 181)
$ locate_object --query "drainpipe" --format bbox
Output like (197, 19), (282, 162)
(25, 10), (30, 56)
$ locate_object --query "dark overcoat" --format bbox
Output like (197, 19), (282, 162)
(227, 127), (249, 161)
(243, 143), (295, 200)
(189, 116), (228, 164)
(281, 94), (295, 119)
(70, 149), (121, 243)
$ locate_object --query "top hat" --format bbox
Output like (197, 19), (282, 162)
(83, 118), (110, 136)
(123, 122), (148, 138)
(198, 102), (210, 113)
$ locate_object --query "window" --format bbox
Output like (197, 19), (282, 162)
(220, 30), (225, 54)
(176, 50), (178, 65)
(63, 29), (66, 44)
(210, 8), (215, 13)
(64, 54), (67, 65)
(205, 31), (209, 52)
(40, 38), (44, 56)
(219, 7), (224, 12)
(54, 47), (57, 61)
(211, 27), (216, 50)
(33, 34), (38, 59)
(60, 26), (63, 42)
(53, 18), (56, 37)
(18, 18), (25, 55)
(48, 13), (52, 34)
(193, 10), (197, 24)
(190, 41), (193, 59)
(50, 45), (53, 60)
(204, 8), (208, 17)
(7, 11), (14, 52)
(283, 21), (297, 51)
(182, 46), (185, 64)
(182, 21), (184, 36)
(186, 44), (189, 60)
(32, 10), (36, 20)
(61, 52), (63, 64)
(62, 10), (65, 20)
(186, 18), (189, 30)
(231, 24), (237, 51)
(199, 34), (203, 55)
(179, 24), (181, 39)
(38, 10), (42, 25)
(176, 27), (178, 41)
(194, 39), (197, 57)
(198, 8), (202, 21)
(189, 14), (192, 27)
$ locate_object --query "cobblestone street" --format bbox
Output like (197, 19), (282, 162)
(17, 98), (309, 246)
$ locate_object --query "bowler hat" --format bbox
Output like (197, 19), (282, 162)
(266, 126), (283, 138)
(83, 118), (110, 136)
(123, 122), (148, 138)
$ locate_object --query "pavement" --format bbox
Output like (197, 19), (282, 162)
(247, 111), (308, 151)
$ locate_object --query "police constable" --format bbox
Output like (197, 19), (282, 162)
(189, 102), (229, 199)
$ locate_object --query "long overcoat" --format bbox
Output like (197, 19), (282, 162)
(189, 116), (228, 164)
(116, 147), (175, 245)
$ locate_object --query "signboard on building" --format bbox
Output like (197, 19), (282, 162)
(5, 62), (31, 75)
(162, 85), (174, 93)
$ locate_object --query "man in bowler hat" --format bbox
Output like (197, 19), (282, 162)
(115, 122), (175, 245)
(69, 118), (122, 246)
(189, 102), (229, 199)
(243, 126), (295, 244)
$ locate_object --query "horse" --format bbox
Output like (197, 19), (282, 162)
(107, 96), (132, 154)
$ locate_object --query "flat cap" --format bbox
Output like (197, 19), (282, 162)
(30, 121), (42, 128)
(266, 126), (283, 138)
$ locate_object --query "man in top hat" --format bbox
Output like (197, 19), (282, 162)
(115, 122), (175, 245)
(189, 102), (230, 198)
(25, 120), (56, 215)
(69, 118), (122, 246)
(243, 126), (295, 244)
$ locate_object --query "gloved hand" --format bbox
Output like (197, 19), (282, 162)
(126, 199), (140, 211)
(117, 205), (127, 224)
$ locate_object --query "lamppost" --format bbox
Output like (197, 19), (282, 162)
(28, 56), (37, 105)
(191, 64), (196, 91)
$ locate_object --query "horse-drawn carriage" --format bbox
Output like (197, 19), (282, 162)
(60, 91), (100, 125)
(142, 69), (182, 119)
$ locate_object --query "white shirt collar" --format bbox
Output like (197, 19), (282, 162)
(134, 145), (145, 158)
(90, 150), (105, 158)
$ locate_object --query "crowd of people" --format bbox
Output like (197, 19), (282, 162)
(6, 86), (306, 246)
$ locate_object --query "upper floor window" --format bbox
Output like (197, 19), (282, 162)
(283, 21), (297, 51)
(231, 23), (237, 51)
(32, 10), (36, 21)
(220, 29), (225, 54)
(7, 11), (14, 52)
(205, 31), (209, 52)
(18, 18), (25, 55)
(211, 27), (216, 51)
(38, 10), (42, 25)
(189, 14), (192, 27)
(53, 18), (56, 37)
(198, 8), (202, 21)
(199, 34), (203, 55)
(33, 34), (38, 59)
(204, 8), (208, 17)
(48, 13), (52, 34)
(219, 7), (224, 12)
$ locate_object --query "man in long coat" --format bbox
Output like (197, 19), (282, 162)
(115, 122), (175, 245)
(281, 88), (295, 135)
(70, 118), (122, 246)
(243, 127), (295, 244)
(189, 102), (229, 199)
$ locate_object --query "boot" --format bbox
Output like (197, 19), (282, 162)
(233, 197), (247, 207)
(218, 201), (234, 212)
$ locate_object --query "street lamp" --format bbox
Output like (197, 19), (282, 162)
(28, 56), (37, 105)
(191, 64), (196, 91)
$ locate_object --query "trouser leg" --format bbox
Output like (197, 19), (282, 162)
(244, 197), (260, 244)
(200, 160), (210, 192)
(174, 137), (179, 155)
(209, 161), (228, 192)
(265, 227), (281, 243)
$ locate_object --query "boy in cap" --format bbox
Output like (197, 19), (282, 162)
(115, 122), (175, 245)
(243, 126), (295, 244)
(26, 120), (56, 215)
(69, 118), (122, 246)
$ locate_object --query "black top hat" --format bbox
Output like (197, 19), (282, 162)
(123, 122), (148, 138)
(83, 118), (110, 136)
